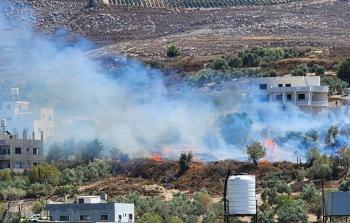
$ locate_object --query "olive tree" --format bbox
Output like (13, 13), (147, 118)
(246, 141), (266, 165)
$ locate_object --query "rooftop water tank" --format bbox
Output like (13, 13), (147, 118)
(226, 175), (256, 215)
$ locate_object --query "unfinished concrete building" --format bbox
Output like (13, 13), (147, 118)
(0, 124), (44, 172)
(250, 76), (329, 113)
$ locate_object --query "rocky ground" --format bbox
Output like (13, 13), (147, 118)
(4, 0), (350, 61)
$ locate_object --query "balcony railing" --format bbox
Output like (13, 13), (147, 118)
(267, 86), (329, 93)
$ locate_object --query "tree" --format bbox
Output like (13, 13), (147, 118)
(305, 147), (321, 167)
(338, 178), (350, 191)
(300, 183), (317, 203)
(277, 196), (308, 223)
(337, 57), (350, 83)
(321, 76), (348, 95)
(325, 126), (339, 146)
(139, 212), (163, 223)
(246, 141), (266, 165)
(241, 53), (260, 67)
(292, 64), (308, 76)
(211, 58), (228, 71)
(307, 154), (332, 180)
(331, 146), (350, 178)
(28, 164), (61, 185)
(228, 57), (243, 68)
(31, 200), (45, 214)
(178, 153), (193, 176)
(311, 64), (325, 75)
(0, 187), (26, 222)
(167, 45), (180, 58)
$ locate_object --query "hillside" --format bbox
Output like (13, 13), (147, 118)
(5, 0), (350, 61)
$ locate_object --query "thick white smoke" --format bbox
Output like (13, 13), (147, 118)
(1, 0), (350, 162)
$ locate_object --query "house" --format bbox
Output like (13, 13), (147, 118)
(0, 88), (54, 140)
(249, 76), (329, 113)
(0, 125), (44, 172)
(46, 194), (135, 223)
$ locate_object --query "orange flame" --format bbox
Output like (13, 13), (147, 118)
(150, 154), (162, 162)
(264, 139), (280, 161)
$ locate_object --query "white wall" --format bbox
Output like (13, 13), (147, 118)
(114, 203), (134, 222)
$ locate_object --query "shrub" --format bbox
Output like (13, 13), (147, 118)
(311, 64), (325, 75)
(338, 179), (350, 191)
(292, 64), (308, 76)
(167, 45), (180, 58)
(28, 164), (61, 185)
(277, 198), (308, 223)
(228, 57), (243, 68)
(210, 58), (228, 71)
(337, 57), (350, 83)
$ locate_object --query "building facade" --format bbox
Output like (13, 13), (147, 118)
(46, 195), (135, 223)
(0, 88), (54, 140)
(0, 130), (44, 171)
(249, 76), (329, 113)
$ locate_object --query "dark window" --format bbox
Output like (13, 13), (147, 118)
(0, 145), (10, 155)
(287, 94), (292, 101)
(33, 148), (39, 155)
(59, 216), (69, 221)
(100, 215), (109, 221)
(275, 94), (283, 100)
(80, 215), (90, 221)
(118, 215), (122, 222)
(286, 84), (291, 87)
(278, 84), (283, 87)
(298, 94), (306, 100)
(259, 84), (267, 90)
(129, 214), (133, 221)
(15, 147), (21, 154)
(78, 198), (84, 204)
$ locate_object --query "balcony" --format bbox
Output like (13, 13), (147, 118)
(267, 86), (329, 93)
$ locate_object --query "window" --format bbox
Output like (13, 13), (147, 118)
(100, 214), (109, 221)
(118, 215), (122, 222)
(129, 214), (133, 221)
(78, 198), (84, 204)
(287, 94), (292, 101)
(0, 146), (10, 155)
(298, 94), (306, 100)
(33, 148), (39, 155)
(15, 147), (21, 154)
(278, 84), (283, 87)
(275, 94), (282, 101)
(15, 162), (23, 169)
(259, 84), (267, 90)
(80, 215), (90, 221)
(286, 84), (291, 87)
(59, 216), (69, 221)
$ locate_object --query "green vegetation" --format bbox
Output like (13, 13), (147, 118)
(337, 57), (350, 83)
(321, 76), (348, 95)
(291, 64), (308, 76)
(246, 141), (266, 165)
(167, 45), (180, 58)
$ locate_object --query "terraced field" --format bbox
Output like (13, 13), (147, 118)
(107, 0), (301, 8)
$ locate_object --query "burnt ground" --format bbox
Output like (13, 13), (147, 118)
(5, 0), (350, 61)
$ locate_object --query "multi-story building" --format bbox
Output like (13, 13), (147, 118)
(46, 194), (135, 223)
(0, 88), (54, 140)
(249, 76), (329, 113)
(0, 127), (44, 171)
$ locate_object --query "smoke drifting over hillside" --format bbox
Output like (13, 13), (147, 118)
(1, 1), (350, 161)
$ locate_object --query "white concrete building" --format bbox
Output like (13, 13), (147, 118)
(249, 76), (329, 113)
(46, 194), (135, 223)
(0, 88), (54, 139)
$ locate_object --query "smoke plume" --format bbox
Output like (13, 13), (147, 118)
(1, 0), (350, 162)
